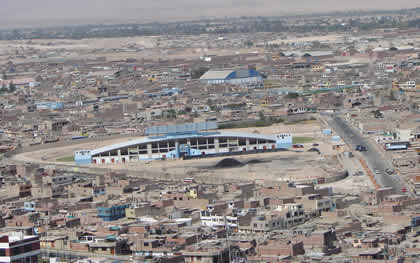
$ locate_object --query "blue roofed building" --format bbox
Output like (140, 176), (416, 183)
(199, 69), (263, 85)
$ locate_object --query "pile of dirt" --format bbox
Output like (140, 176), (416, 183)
(246, 159), (265, 165)
(307, 148), (321, 154)
(214, 158), (243, 168)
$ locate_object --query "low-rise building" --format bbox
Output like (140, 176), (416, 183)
(0, 232), (40, 263)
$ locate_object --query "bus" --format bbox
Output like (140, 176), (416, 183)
(183, 178), (195, 184)
(384, 142), (409, 151)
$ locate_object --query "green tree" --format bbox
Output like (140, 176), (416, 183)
(285, 92), (299, 99)
(191, 67), (209, 79)
(258, 111), (266, 121)
(8, 82), (16, 92)
(245, 40), (254, 47)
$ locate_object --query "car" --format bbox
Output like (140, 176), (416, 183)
(312, 143), (319, 147)
(356, 145), (366, 151)
(385, 168), (394, 175)
(374, 169), (380, 174)
(293, 144), (304, 148)
(401, 188), (407, 192)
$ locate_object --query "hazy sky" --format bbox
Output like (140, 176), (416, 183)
(1, 0), (419, 27)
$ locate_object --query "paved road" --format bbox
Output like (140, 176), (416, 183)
(327, 115), (409, 195)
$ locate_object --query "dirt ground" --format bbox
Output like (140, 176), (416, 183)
(0, 36), (264, 64)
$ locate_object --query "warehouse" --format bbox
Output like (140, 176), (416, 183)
(199, 69), (263, 85)
(75, 131), (292, 165)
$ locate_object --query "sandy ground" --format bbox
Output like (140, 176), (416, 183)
(0, 37), (157, 51)
(269, 34), (345, 44)
(0, 36), (264, 63)
(323, 154), (375, 193)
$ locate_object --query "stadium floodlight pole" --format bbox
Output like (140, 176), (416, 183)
(224, 215), (232, 263)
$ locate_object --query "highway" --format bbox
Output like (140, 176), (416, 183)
(327, 114), (410, 195)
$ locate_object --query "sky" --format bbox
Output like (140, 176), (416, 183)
(1, 0), (418, 28)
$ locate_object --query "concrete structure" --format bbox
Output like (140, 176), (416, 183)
(97, 204), (129, 221)
(0, 232), (40, 263)
(75, 131), (292, 165)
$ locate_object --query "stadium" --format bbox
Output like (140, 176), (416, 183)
(74, 123), (292, 165)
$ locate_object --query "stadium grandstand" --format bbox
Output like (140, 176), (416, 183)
(75, 122), (292, 165)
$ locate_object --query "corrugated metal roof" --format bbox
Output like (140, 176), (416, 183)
(89, 131), (276, 156)
(200, 70), (234, 80)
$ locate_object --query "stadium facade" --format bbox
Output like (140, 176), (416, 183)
(75, 131), (292, 165)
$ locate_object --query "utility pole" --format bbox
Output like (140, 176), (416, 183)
(224, 216), (231, 263)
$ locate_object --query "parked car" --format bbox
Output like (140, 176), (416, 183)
(293, 144), (304, 148)
(356, 145), (367, 152)
(312, 143), (319, 147)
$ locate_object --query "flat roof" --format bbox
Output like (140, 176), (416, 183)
(200, 70), (234, 80)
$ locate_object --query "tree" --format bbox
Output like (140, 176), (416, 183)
(245, 40), (254, 47)
(35, 75), (43, 82)
(191, 67), (209, 79)
(1, 71), (6, 80)
(285, 92), (299, 99)
(8, 82), (16, 93)
(258, 111), (266, 121)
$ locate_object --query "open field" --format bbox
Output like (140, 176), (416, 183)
(293, 137), (314, 144)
